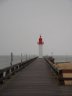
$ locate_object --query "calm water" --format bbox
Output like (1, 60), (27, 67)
(0, 55), (31, 69)
(54, 55), (72, 63)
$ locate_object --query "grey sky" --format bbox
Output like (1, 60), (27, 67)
(0, 0), (72, 55)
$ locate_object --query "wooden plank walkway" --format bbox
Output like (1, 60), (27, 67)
(0, 58), (72, 96)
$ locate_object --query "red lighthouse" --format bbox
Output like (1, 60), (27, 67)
(37, 35), (44, 58)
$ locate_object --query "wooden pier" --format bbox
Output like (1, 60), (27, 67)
(0, 58), (72, 96)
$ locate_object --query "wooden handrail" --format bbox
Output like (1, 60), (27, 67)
(45, 57), (72, 85)
(0, 57), (38, 84)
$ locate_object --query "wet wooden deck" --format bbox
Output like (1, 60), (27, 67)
(0, 58), (72, 96)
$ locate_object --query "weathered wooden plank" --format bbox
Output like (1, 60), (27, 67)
(0, 58), (72, 96)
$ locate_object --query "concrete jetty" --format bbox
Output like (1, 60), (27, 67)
(0, 58), (72, 96)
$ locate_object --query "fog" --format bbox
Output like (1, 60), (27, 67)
(0, 0), (72, 55)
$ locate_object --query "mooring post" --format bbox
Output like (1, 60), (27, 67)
(21, 53), (22, 63)
(10, 52), (13, 66)
(26, 54), (27, 61)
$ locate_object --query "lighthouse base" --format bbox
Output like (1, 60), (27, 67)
(39, 45), (43, 58)
(39, 56), (43, 58)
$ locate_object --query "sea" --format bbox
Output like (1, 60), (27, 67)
(0, 55), (33, 69)
(54, 55), (72, 63)
(0, 55), (72, 69)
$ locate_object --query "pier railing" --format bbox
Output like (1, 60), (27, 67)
(44, 57), (72, 85)
(44, 57), (61, 79)
(0, 57), (37, 84)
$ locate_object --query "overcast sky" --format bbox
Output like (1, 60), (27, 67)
(0, 0), (72, 55)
